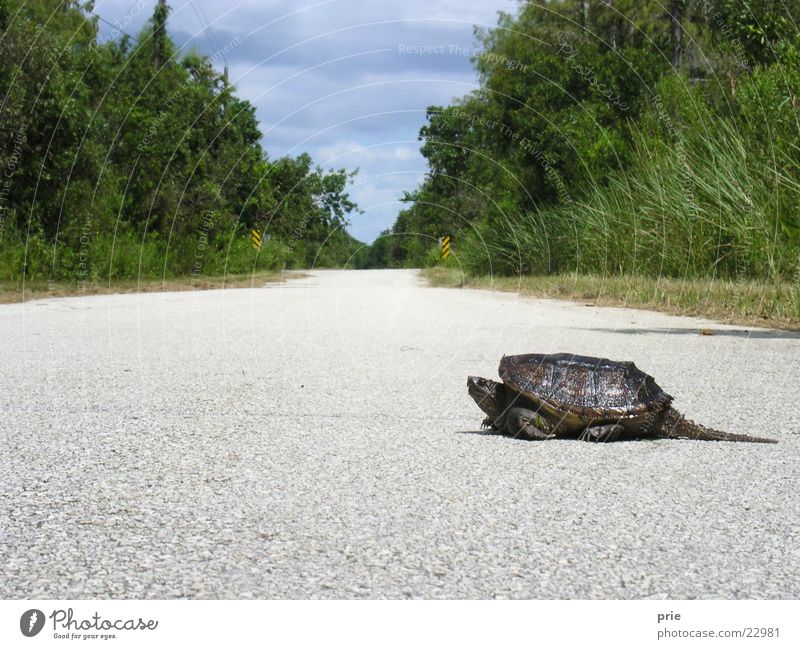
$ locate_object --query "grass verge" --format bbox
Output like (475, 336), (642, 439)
(0, 270), (302, 305)
(422, 267), (800, 331)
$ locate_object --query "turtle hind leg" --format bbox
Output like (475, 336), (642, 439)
(506, 407), (555, 441)
(580, 423), (626, 443)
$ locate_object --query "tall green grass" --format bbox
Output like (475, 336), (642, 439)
(458, 99), (800, 281)
(461, 109), (800, 279)
(0, 222), (364, 288)
(0, 225), (293, 286)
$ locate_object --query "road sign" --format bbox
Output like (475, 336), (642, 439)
(440, 235), (451, 258)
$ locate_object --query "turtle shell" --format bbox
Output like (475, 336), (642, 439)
(499, 353), (673, 428)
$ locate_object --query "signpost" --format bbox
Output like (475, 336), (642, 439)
(439, 235), (451, 259)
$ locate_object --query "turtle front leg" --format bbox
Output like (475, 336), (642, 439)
(580, 423), (626, 443)
(506, 407), (555, 440)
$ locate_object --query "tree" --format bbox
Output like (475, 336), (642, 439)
(0, 0), (361, 280)
(670, 0), (687, 70)
(152, 0), (168, 69)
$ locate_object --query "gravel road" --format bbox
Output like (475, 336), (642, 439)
(1, 269), (798, 598)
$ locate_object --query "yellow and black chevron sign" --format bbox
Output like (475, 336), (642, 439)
(251, 229), (262, 249)
(440, 235), (451, 258)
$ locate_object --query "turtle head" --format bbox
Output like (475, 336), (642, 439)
(467, 376), (507, 426)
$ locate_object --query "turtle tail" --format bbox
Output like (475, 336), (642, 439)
(658, 407), (778, 444)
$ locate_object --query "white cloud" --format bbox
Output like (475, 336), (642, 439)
(93, 0), (518, 241)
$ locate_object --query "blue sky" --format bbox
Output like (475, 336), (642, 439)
(93, 0), (519, 243)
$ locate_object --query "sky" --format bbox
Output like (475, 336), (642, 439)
(92, 0), (520, 243)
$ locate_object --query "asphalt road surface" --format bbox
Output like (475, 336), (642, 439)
(1, 269), (798, 598)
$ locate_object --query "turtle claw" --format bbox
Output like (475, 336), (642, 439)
(523, 428), (555, 441)
(580, 423), (626, 443)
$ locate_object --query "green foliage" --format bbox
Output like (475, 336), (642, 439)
(0, 0), (360, 286)
(701, 0), (800, 66)
(368, 0), (800, 283)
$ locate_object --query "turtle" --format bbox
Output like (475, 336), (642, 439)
(467, 353), (778, 443)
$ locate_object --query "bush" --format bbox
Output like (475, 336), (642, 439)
(458, 76), (800, 281)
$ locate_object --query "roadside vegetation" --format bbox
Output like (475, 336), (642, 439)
(362, 1), (800, 325)
(3, 1), (798, 327)
(0, 270), (304, 304)
(424, 267), (800, 330)
(0, 0), (361, 296)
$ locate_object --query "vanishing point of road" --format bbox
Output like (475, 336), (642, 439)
(1, 269), (798, 598)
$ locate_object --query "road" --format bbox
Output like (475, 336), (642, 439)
(1, 269), (798, 598)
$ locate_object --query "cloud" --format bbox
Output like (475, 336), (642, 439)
(93, 0), (518, 242)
